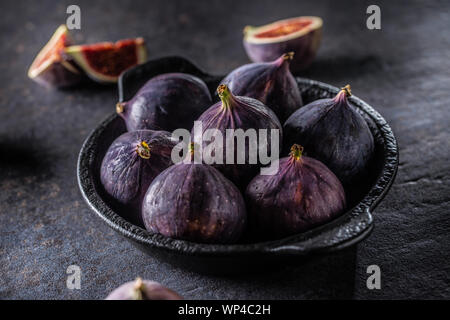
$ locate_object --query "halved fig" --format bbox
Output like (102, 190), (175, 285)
(27, 25), (83, 88)
(243, 16), (323, 73)
(65, 38), (147, 83)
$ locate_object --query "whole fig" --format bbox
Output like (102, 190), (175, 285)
(284, 85), (374, 185)
(193, 84), (282, 188)
(222, 52), (302, 122)
(100, 130), (176, 224)
(116, 73), (212, 132)
(245, 145), (346, 239)
(106, 278), (182, 300)
(142, 144), (247, 244)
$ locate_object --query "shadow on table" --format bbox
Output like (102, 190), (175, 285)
(0, 135), (55, 178)
(212, 247), (357, 299)
(59, 78), (117, 94)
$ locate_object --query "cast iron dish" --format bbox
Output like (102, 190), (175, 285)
(77, 56), (398, 274)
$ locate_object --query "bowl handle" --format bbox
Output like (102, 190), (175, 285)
(118, 56), (221, 102)
(264, 208), (374, 256)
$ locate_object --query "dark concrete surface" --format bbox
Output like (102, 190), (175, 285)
(0, 0), (449, 299)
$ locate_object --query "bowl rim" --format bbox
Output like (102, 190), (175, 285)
(77, 56), (398, 257)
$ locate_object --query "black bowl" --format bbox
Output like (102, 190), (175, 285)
(77, 56), (398, 274)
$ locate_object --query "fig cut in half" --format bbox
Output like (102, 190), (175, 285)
(27, 25), (83, 88)
(65, 38), (147, 83)
(243, 16), (323, 73)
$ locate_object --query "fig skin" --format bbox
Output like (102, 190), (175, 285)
(222, 52), (302, 122)
(117, 73), (212, 132)
(243, 17), (323, 73)
(245, 145), (346, 239)
(30, 60), (83, 88)
(142, 144), (247, 244)
(283, 85), (375, 186)
(193, 84), (282, 189)
(105, 278), (182, 300)
(27, 25), (84, 88)
(100, 130), (176, 224)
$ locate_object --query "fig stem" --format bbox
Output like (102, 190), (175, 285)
(340, 85), (352, 97)
(243, 25), (255, 35)
(131, 277), (145, 300)
(189, 142), (195, 154)
(290, 144), (304, 161)
(137, 141), (151, 159)
(275, 52), (294, 68)
(116, 102), (125, 114)
(282, 52), (295, 61)
(217, 84), (234, 110)
(188, 142), (197, 161)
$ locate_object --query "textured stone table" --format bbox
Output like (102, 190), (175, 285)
(0, 0), (449, 299)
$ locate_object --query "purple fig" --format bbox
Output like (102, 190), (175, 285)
(116, 73), (212, 132)
(193, 84), (282, 188)
(245, 144), (346, 239)
(243, 16), (323, 73)
(283, 85), (375, 185)
(222, 52), (302, 122)
(106, 278), (182, 300)
(100, 130), (176, 224)
(27, 25), (84, 88)
(142, 143), (247, 244)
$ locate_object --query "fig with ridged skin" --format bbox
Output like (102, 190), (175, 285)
(105, 278), (182, 300)
(245, 145), (346, 239)
(100, 130), (176, 225)
(116, 73), (212, 132)
(221, 52), (302, 122)
(193, 84), (282, 189)
(283, 85), (374, 185)
(142, 143), (247, 244)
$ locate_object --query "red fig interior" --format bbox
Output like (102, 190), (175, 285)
(33, 33), (66, 67)
(244, 16), (322, 44)
(28, 25), (69, 77)
(81, 39), (141, 76)
(255, 20), (313, 38)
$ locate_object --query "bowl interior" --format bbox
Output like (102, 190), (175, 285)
(88, 77), (386, 245)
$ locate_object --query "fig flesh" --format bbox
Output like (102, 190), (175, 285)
(283, 85), (375, 186)
(100, 130), (176, 225)
(193, 85), (282, 188)
(27, 25), (83, 88)
(106, 277), (182, 300)
(222, 52), (302, 122)
(245, 145), (346, 239)
(243, 16), (323, 73)
(142, 144), (247, 244)
(117, 73), (212, 132)
(65, 38), (147, 83)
